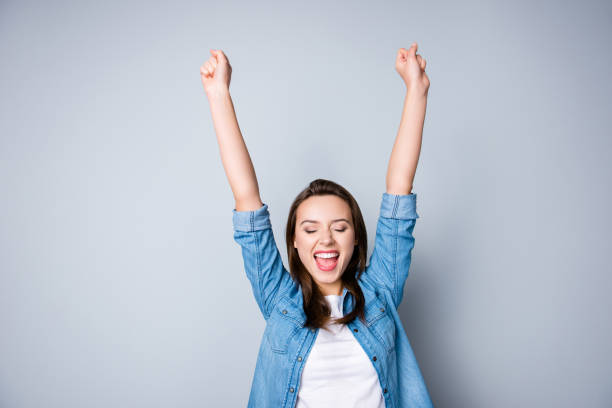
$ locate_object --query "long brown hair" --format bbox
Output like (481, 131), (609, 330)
(285, 178), (368, 329)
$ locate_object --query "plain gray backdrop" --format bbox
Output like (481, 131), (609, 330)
(1, 0), (611, 407)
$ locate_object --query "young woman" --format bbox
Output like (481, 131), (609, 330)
(200, 44), (432, 408)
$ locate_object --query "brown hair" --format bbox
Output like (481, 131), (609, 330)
(285, 178), (367, 330)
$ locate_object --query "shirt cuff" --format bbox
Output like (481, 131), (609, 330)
(232, 203), (272, 232)
(380, 193), (420, 220)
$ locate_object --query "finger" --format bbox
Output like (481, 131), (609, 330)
(418, 54), (426, 69)
(211, 49), (227, 63)
(205, 61), (213, 75)
(210, 49), (220, 64)
(210, 57), (217, 69)
(416, 55), (425, 70)
(397, 48), (409, 64)
(200, 63), (209, 76)
(407, 42), (417, 59)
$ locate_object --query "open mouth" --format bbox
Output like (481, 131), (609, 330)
(314, 252), (339, 271)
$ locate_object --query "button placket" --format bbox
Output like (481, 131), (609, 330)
(348, 322), (389, 403)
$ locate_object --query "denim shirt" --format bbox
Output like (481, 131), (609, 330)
(232, 193), (433, 408)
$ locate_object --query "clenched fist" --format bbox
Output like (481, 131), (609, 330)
(200, 49), (232, 96)
(395, 42), (430, 95)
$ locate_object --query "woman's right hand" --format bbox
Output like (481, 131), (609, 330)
(200, 49), (232, 96)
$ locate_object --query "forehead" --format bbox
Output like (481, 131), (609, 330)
(296, 195), (352, 222)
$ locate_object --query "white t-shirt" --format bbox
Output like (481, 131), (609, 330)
(295, 291), (386, 407)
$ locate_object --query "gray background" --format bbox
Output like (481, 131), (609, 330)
(1, 0), (611, 407)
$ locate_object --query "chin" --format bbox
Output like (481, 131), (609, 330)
(315, 273), (341, 284)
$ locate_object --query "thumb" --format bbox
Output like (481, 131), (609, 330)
(407, 42), (418, 59)
(210, 49), (226, 62)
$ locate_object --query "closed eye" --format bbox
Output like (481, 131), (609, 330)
(305, 228), (347, 234)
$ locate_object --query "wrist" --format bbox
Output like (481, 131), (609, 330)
(206, 85), (231, 100)
(405, 84), (428, 98)
(405, 89), (428, 105)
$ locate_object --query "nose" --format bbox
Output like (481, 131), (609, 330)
(319, 229), (334, 245)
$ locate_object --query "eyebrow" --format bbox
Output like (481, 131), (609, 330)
(300, 218), (351, 226)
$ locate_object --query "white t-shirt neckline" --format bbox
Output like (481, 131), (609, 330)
(296, 290), (385, 408)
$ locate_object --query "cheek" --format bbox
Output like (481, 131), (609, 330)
(342, 246), (355, 262)
(342, 232), (356, 248)
(342, 234), (357, 259)
(295, 236), (315, 258)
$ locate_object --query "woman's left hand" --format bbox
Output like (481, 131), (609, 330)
(395, 42), (430, 95)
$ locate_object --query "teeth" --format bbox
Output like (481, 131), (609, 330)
(315, 253), (339, 259)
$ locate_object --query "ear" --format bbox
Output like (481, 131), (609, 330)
(294, 241), (297, 248)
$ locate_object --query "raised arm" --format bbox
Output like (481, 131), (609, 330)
(200, 49), (263, 212)
(200, 50), (294, 318)
(387, 42), (430, 194)
(361, 43), (430, 308)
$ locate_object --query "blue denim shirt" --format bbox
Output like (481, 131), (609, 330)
(232, 193), (433, 407)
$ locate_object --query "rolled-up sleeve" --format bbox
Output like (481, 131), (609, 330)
(380, 192), (420, 220)
(363, 193), (419, 309)
(232, 203), (295, 319)
(232, 203), (273, 232)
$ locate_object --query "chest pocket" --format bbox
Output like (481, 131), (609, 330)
(365, 295), (396, 353)
(264, 298), (303, 354)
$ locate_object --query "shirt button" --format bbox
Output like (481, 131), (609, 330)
(282, 309), (288, 314)
(289, 387), (295, 393)
(383, 388), (388, 393)
(353, 328), (358, 332)
(372, 356), (377, 361)
(297, 356), (302, 361)
(380, 307), (385, 312)
(311, 328), (315, 333)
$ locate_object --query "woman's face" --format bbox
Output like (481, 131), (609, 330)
(293, 195), (357, 296)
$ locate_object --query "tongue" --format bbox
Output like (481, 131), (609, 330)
(316, 256), (338, 267)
